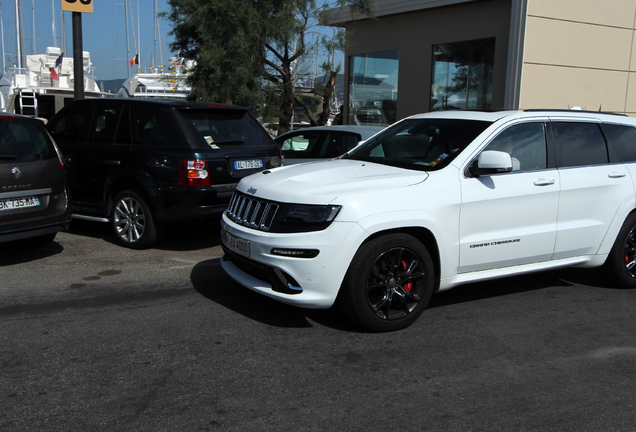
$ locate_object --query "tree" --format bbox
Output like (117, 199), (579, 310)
(165, 0), (374, 135)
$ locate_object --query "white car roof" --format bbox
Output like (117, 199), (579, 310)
(406, 109), (636, 125)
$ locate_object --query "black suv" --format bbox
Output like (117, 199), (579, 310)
(46, 99), (282, 248)
(0, 113), (71, 246)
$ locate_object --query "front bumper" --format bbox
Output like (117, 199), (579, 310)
(219, 214), (366, 309)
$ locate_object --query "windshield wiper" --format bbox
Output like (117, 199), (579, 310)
(0, 155), (16, 160)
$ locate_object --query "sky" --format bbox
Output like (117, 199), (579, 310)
(0, 0), (177, 81)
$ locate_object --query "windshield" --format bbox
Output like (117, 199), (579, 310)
(344, 118), (491, 171)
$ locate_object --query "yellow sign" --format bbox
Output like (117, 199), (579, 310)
(61, 0), (93, 14)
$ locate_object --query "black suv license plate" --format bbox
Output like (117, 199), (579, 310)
(234, 159), (263, 170)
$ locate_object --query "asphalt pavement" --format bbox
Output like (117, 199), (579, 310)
(1, 219), (636, 431)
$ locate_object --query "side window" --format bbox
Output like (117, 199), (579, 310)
(47, 104), (92, 144)
(602, 123), (636, 162)
(132, 107), (168, 146)
(279, 132), (322, 156)
(318, 132), (361, 157)
(553, 122), (608, 167)
(116, 106), (132, 145)
(484, 122), (547, 171)
(90, 106), (120, 144)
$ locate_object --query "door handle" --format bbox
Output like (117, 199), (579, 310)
(533, 178), (555, 186)
(105, 160), (121, 165)
(608, 172), (626, 179)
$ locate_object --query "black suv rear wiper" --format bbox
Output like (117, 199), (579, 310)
(0, 155), (17, 160)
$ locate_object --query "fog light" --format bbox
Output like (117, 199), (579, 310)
(271, 248), (319, 258)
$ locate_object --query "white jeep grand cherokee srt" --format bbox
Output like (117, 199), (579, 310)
(220, 110), (636, 331)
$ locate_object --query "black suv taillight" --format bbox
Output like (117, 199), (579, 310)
(179, 158), (210, 186)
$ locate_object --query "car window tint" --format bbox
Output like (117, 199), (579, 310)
(554, 122), (608, 167)
(132, 107), (168, 146)
(602, 123), (636, 162)
(47, 104), (92, 144)
(90, 107), (120, 144)
(116, 106), (132, 145)
(178, 109), (272, 149)
(0, 120), (52, 162)
(279, 131), (322, 157)
(319, 132), (361, 157)
(484, 122), (547, 171)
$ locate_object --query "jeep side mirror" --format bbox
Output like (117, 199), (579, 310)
(469, 150), (513, 177)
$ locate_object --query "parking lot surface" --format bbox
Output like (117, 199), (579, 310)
(2, 219), (636, 431)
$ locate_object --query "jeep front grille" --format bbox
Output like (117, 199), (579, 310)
(226, 192), (279, 231)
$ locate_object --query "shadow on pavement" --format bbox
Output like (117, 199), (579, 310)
(67, 217), (223, 252)
(191, 257), (625, 331)
(0, 237), (64, 266)
(429, 267), (620, 309)
(190, 258), (360, 331)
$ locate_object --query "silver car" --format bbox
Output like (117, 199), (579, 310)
(274, 125), (384, 164)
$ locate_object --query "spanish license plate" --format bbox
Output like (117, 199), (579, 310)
(0, 196), (40, 211)
(222, 230), (250, 257)
(234, 159), (263, 170)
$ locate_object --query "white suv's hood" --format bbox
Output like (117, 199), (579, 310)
(237, 159), (428, 204)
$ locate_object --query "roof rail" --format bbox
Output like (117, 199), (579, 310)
(523, 108), (627, 117)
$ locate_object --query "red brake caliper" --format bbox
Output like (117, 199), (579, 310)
(402, 260), (413, 292)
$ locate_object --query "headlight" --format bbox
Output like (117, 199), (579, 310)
(282, 204), (341, 225)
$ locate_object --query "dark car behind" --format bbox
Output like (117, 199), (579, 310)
(0, 113), (71, 246)
(46, 99), (282, 249)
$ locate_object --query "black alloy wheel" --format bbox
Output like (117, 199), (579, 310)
(340, 233), (435, 332)
(601, 212), (636, 288)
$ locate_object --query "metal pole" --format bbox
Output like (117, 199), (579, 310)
(125, 0), (129, 77)
(31, 0), (34, 54)
(1, 3), (5, 72)
(15, 0), (22, 69)
(72, 11), (84, 99)
(51, 0), (55, 47)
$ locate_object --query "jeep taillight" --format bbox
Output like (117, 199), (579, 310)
(179, 159), (210, 186)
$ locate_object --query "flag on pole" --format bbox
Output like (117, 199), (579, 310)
(50, 68), (59, 81)
(55, 52), (64, 69)
(130, 54), (139, 66)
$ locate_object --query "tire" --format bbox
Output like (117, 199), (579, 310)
(111, 190), (162, 249)
(601, 213), (636, 288)
(339, 233), (435, 332)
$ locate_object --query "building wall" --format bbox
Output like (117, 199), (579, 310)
(342, 0), (512, 122)
(520, 0), (636, 115)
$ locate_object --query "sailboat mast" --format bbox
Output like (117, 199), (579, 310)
(14, 0), (23, 69)
(51, 0), (55, 46)
(125, 0), (130, 77)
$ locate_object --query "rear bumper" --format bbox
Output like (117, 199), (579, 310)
(0, 217), (71, 243)
(153, 184), (235, 222)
